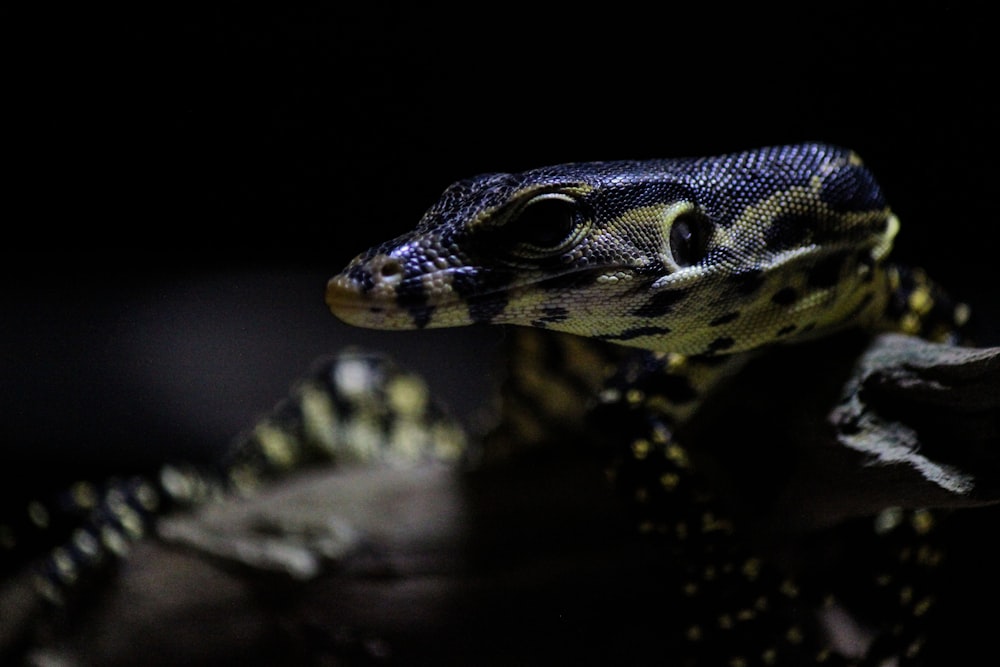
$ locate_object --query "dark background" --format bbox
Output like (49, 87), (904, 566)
(2, 5), (998, 665)
(3, 6), (997, 507)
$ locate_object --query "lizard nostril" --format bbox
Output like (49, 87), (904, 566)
(379, 259), (403, 281)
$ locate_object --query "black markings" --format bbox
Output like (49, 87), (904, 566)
(538, 306), (570, 323)
(394, 276), (433, 328)
(776, 324), (797, 337)
(704, 336), (735, 353)
(468, 296), (509, 324)
(800, 322), (817, 334)
(730, 268), (765, 296)
(631, 289), (689, 317)
(771, 287), (798, 306)
(763, 213), (812, 252)
(530, 306), (571, 328)
(806, 251), (848, 289)
(599, 325), (673, 341)
(451, 267), (512, 325)
(409, 306), (435, 328)
(708, 311), (740, 327)
(347, 264), (376, 292)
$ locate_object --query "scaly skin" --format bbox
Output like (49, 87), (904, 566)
(326, 143), (969, 665)
(326, 143), (901, 355)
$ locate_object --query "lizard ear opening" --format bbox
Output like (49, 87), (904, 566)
(668, 210), (713, 268)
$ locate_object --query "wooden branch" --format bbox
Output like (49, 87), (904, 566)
(4, 333), (999, 665)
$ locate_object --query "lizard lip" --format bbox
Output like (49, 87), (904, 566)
(325, 275), (378, 324)
(325, 272), (436, 329)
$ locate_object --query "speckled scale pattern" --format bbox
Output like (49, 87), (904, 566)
(4, 352), (464, 608)
(326, 143), (899, 356)
(6, 145), (971, 666)
(325, 143), (973, 665)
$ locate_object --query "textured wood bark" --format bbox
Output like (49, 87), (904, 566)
(3, 333), (999, 666)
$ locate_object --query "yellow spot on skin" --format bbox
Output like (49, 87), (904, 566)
(875, 506), (904, 534)
(625, 388), (644, 405)
(729, 657), (748, 667)
(736, 608), (756, 621)
(634, 487), (649, 503)
(899, 585), (914, 606)
(911, 508), (935, 534)
(900, 312), (921, 334)
(815, 647), (831, 662)
(682, 581), (698, 597)
(908, 286), (934, 315)
(299, 383), (338, 454)
(666, 353), (687, 373)
(386, 375), (430, 418)
(914, 596), (934, 617)
(954, 302), (971, 327)
(631, 439), (650, 460)
(703, 565), (717, 581)
(754, 596), (769, 611)
(686, 625), (702, 641)
(785, 625), (804, 644)
(27, 501), (49, 528)
(255, 422), (298, 469)
(779, 579), (799, 599)
(134, 482), (160, 512)
(52, 547), (76, 583)
(70, 481), (98, 509)
(761, 648), (778, 664)
(702, 512), (734, 534)
(72, 529), (99, 559)
(665, 443), (690, 467)
(431, 422), (466, 461)
(100, 525), (129, 557)
(116, 506), (145, 540)
(718, 613), (734, 629)
(597, 388), (621, 405)
(660, 472), (680, 490)
(742, 557), (762, 581)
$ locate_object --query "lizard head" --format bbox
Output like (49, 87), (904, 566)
(327, 143), (897, 355)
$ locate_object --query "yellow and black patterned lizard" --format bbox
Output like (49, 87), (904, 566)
(324, 142), (971, 665)
(2, 143), (974, 665)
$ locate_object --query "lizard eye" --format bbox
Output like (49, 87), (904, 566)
(669, 211), (713, 267)
(504, 193), (581, 251)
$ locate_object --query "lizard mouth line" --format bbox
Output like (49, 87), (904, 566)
(326, 264), (642, 315)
